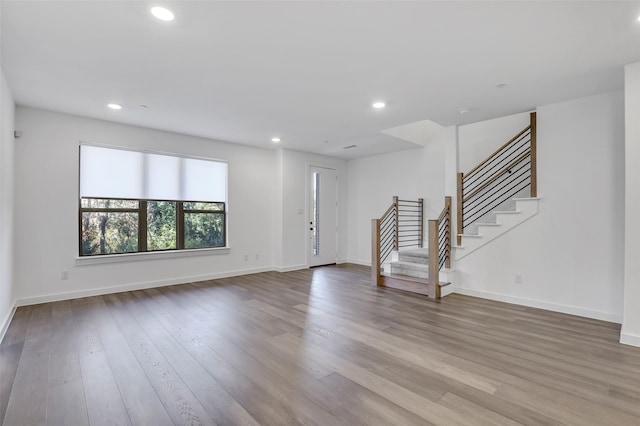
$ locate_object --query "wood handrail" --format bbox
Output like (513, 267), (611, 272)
(462, 150), (530, 203)
(379, 202), (396, 222)
(465, 125), (531, 179)
(437, 196), (451, 222)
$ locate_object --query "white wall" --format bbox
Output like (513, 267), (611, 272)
(13, 107), (278, 304)
(0, 69), (16, 339)
(459, 111), (531, 174)
(455, 90), (625, 322)
(279, 149), (348, 270)
(346, 134), (446, 265)
(622, 62), (640, 346)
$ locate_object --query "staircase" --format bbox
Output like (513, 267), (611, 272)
(456, 111), (539, 257)
(371, 112), (539, 300)
(456, 197), (539, 260)
(391, 248), (430, 278)
(388, 248), (453, 296)
(372, 197), (451, 299)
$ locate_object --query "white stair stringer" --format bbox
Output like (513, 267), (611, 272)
(454, 198), (540, 260)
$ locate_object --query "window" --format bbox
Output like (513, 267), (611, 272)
(79, 145), (227, 256)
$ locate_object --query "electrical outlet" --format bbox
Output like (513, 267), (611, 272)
(244, 254), (249, 261)
(61, 270), (70, 280)
(515, 273), (523, 284)
(255, 254), (260, 260)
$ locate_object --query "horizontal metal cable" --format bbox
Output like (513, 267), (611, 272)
(464, 158), (530, 211)
(463, 179), (530, 227)
(463, 134), (530, 189)
(463, 151), (530, 202)
(464, 169), (531, 216)
(464, 129), (530, 182)
(464, 166), (530, 219)
(464, 177), (530, 225)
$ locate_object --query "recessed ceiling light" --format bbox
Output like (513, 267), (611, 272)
(458, 107), (471, 115)
(496, 83), (507, 89)
(372, 102), (386, 109)
(151, 6), (174, 21)
(107, 103), (122, 110)
(271, 137), (281, 143)
(637, 14), (640, 22)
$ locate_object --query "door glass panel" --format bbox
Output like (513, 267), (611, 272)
(312, 172), (320, 256)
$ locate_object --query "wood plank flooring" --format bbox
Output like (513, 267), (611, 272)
(2, 264), (640, 425)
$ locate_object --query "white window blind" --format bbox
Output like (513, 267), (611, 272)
(80, 145), (227, 202)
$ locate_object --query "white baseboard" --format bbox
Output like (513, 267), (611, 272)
(274, 264), (308, 273)
(453, 287), (623, 324)
(0, 303), (17, 344)
(620, 332), (640, 347)
(345, 259), (371, 267)
(15, 266), (273, 307)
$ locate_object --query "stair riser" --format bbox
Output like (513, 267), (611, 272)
(398, 254), (428, 263)
(390, 266), (430, 279)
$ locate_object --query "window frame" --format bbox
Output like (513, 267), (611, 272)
(78, 197), (227, 257)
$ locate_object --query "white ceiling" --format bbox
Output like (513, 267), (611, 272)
(2, 1), (640, 159)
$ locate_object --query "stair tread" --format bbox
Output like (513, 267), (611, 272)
(397, 248), (429, 256)
(391, 260), (428, 268)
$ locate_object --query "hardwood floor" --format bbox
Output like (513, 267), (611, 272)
(2, 264), (640, 425)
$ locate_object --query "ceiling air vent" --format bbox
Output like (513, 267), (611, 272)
(342, 144), (358, 150)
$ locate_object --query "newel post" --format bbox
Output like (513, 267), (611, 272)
(428, 219), (441, 299)
(371, 219), (382, 286)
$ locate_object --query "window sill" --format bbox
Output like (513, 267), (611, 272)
(75, 247), (230, 266)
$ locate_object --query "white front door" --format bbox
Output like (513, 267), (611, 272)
(309, 166), (337, 267)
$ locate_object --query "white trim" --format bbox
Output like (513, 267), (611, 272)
(0, 303), (17, 344)
(15, 266), (271, 307)
(346, 259), (371, 267)
(75, 246), (230, 265)
(274, 264), (308, 273)
(620, 332), (640, 347)
(453, 287), (622, 323)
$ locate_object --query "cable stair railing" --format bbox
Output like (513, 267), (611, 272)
(371, 196), (451, 299)
(457, 112), (537, 245)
